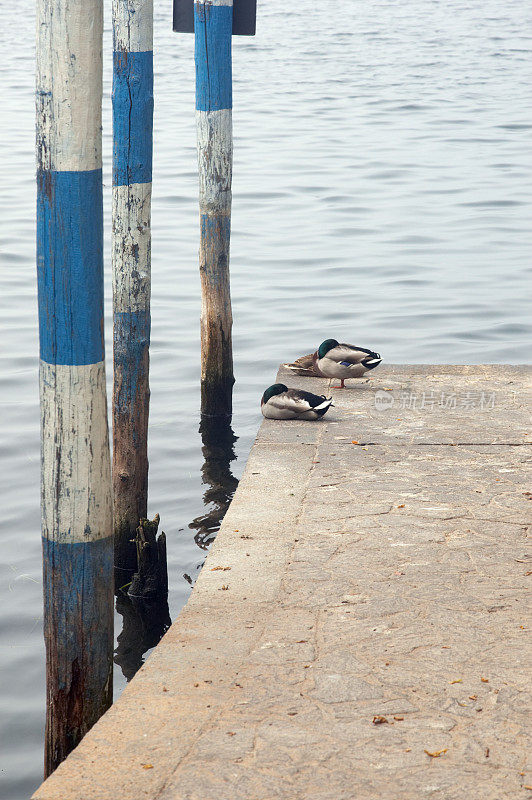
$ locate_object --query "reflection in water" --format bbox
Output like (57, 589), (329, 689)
(114, 592), (171, 682)
(114, 415), (238, 679)
(114, 517), (172, 681)
(189, 415), (239, 551)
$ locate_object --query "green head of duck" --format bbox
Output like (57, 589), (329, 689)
(261, 383), (288, 405)
(317, 339), (339, 359)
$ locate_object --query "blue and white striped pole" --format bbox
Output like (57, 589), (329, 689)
(112, 0), (154, 573)
(36, 0), (113, 776)
(195, 0), (235, 415)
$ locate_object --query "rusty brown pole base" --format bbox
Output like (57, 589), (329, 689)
(43, 538), (114, 778)
(44, 666), (112, 779)
(200, 375), (235, 417)
(199, 314), (235, 415)
(112, 411), (149, 579)
(199, 237), (235, 417)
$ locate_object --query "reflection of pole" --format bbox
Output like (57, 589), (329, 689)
(112, 0), (154, 573)
(195, 0), (235, 415)
(36, 0), (113, 776)
(189, 413), (238, 549)
(115, 591), (170, 683)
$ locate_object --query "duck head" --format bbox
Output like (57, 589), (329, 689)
(317, 339), (339, 359)
(261, 383), (288, 406)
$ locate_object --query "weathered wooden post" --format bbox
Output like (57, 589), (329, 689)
(173, 0), (257, 416)
(112, 0), (154, 574)
(195, 0), (234, 415)
(36, 0), (113, 776)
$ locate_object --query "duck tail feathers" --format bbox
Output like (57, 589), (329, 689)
(314, 397), (333, 416)
(283, 363), (317, 376)
(283, 353), (318, 377)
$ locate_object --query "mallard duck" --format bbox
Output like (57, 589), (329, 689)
(285, 339), (381, 388)
(261, 384), (333, 420)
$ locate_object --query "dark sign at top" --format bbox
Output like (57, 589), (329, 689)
(173, 0), (257, 36)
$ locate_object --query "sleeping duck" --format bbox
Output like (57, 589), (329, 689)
(261, 384), (333, 420)
(285, 339), (381, 388)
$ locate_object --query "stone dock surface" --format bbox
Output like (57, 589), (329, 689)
(33, 366), (531, 800)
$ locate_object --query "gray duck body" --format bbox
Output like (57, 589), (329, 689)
(261, 384), (333, 420)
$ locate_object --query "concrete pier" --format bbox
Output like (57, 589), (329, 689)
(33, 366), (531, 800)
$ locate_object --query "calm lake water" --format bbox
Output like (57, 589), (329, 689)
(1, 0), (531, 796)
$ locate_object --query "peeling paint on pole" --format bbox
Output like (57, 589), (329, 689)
(36, 0), (113, 777)
(195, 0), (235, 415)
(112, 0), (154, 572)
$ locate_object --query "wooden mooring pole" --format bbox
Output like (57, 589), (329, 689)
(36, 0), (113, 776)
(173, 0), (256, 414)
(195, 0), (235, 415)
(112, 0), (154, 573)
